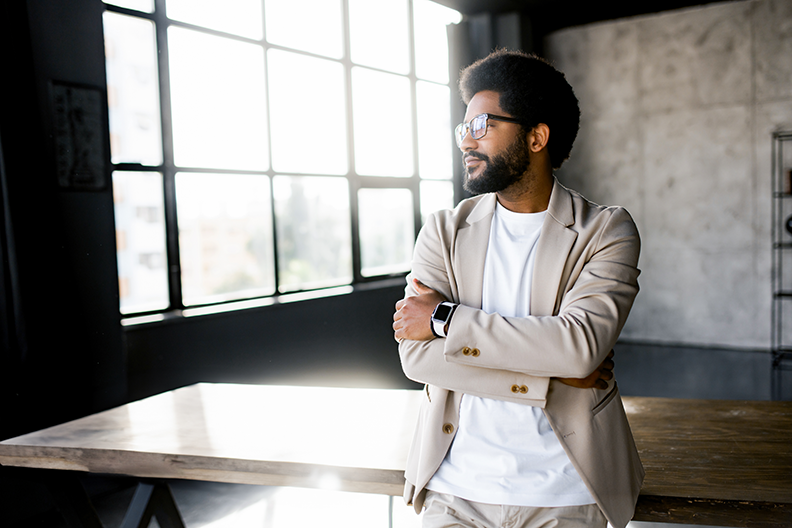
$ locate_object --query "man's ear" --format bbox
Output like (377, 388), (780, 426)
(528, 123), (550, 153)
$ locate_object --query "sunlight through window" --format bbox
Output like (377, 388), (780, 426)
(103, 12), (162, 165)
(273, 176), (352, 292)
(113, 171), (169, 314)
(349, 0), (410, 74)
(169, 27), (269, 171)
(352, 68), (413, 178)
(358, 188), (415, 277)
(103, 0), (461, 315)
(265, 0), (344, 59)
(167, 0), (263, 39)
(414, 0), (463, 83)
(267, 50), (347, 175)
(417, 81), (454, 179)
(177, 173), (275, 306)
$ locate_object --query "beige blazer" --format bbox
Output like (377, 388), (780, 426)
(398, 179), (644, 528)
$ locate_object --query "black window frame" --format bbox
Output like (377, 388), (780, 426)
(103, 0), (459, 322)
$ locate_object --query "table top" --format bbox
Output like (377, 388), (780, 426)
(625, 396), (792, 504)
(0, 383), (423, 495)
(1, 383), (791, 525)
(624, 396), (792, 526)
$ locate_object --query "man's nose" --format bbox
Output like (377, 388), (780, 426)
(458, 127), (477, 151)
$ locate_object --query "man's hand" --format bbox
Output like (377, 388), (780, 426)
(557, 350), (615, 390)
(393, 279), (447, 342)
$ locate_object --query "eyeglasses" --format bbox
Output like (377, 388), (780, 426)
(454, 113), (522, 147)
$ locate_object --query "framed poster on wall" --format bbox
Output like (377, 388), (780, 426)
(51, 81), (108, 191)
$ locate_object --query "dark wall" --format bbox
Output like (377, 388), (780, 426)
(1, 0), (126, 440)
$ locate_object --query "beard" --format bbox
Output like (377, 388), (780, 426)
(463, 135), (531, 196)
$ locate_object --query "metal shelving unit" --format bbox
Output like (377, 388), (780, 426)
(771, 131), (792, 400)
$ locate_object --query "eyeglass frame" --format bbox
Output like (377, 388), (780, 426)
(454, 113), (524, 147)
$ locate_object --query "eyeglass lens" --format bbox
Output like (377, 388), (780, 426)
(456, 114), (489, 146)
(470, 115), (487, 139)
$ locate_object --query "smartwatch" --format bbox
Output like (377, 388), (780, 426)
(431, 302), (457, 338)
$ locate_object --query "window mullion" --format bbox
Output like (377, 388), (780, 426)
(407, 0), (422, 240)
(259, 8), (281, 295)
(154, 0), (183, 310)
(341, 0), (363, 284)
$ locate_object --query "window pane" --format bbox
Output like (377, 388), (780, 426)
(417, 81), (453, 179)
(113, 171), (169, 314)
(358, 188), (414, 277)
(414, 0), (461, 83)
(103, 0), (153, 13)
(264, 0), (343, 59)
(166, 0), (263, 40)
(349, 0), (409, 74)
(274, 176), (352, 292)
(176, 173), (275, 305)
(103, 12), (163, 166)
(420, 180), (454, 224)
(268, 50), (347, 175)
(352, 67), (413, 177)
(168, 27), (268, 171)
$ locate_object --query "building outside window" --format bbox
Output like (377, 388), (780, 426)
(103, 0), (461, 319)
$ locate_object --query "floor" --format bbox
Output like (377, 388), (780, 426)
(24, 477), (727, 528)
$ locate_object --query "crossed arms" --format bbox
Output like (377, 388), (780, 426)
(394, 278), (615, 391)
(392, 204), (640, 401)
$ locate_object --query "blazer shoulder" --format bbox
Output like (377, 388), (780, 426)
(562, 184), (638, 235)
(425, 193), (495, 233)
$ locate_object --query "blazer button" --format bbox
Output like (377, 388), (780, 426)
(442, 423), (455, 434)
(519, 385), (528, 394)
(511, 385), (520, 393)
(471, 348), (480, 357)
(462, 347), (472, 356)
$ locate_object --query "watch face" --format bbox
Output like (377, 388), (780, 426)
(433, 304), (452, 321)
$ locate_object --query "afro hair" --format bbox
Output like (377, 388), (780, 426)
(459, 49), (580, 169)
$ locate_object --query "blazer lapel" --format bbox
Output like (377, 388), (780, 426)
(531, 179), (578, 317)
(454, 194), (496, 309)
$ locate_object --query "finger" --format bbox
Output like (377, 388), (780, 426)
(607, 350), (615, 358)
(600, 369), (613, 381)
(595, 378), (608, 390)
(395, 299), (405, 310)
(602, 358), (614, 370)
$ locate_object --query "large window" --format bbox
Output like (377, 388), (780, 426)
(103, 0), (461, 319)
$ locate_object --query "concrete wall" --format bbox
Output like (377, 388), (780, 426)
(546, 0), (792, 350)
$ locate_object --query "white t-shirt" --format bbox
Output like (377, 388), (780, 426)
(426, 202), (595, 507)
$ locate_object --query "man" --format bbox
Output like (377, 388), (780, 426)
(392, 50), (643, 528)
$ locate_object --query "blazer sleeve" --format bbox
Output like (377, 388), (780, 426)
(443, 206), (640, 379)
(398, 211), (551, 406)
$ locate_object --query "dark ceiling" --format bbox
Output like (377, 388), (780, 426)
(434, 0), (728, 35)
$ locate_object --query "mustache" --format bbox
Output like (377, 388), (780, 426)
(463, 151), (489, 163)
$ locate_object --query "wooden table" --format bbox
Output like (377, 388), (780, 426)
(1, 383), (790, 527)
(625, 397), (792, 527)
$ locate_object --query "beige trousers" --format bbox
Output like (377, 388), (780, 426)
(422, 491), (607, 528)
